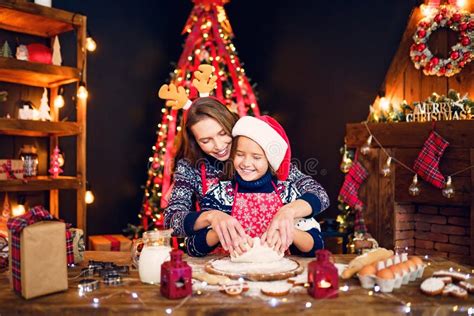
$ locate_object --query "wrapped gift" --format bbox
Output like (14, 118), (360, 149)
(69, 228), (84, 264)
(7, 206), (71, 299)
(88, 235), (132, 252)
(0, 160), (24, 180)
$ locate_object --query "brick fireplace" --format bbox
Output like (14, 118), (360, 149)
(394, 204), (470, 264)
(346, 121), (474, 265)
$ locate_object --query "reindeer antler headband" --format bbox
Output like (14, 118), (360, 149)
(158, 64), (217, 110)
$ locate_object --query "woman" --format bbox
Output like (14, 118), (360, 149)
(164, 97), (329, 254)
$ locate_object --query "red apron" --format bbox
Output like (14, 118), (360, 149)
(231, 182), (283, 238)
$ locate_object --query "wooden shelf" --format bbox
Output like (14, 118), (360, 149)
(0, 176), (81, 192)
(0, 57), (80, 88)
(0, 0), (84, 37)
(0, 118), (81, 137)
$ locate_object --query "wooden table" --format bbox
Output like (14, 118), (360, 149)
(0, 252), (473, 315)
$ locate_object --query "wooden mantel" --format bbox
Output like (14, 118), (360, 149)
(345, 120), (474, 264)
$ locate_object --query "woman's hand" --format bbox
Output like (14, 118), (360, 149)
(261, 204), (296, 253)
(206, 211), (249, 252)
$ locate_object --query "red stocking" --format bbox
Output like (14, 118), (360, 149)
(338, 161), (368, 209)
(413, 131), (449, 189)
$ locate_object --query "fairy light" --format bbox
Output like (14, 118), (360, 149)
(92, 297), (99, 307)
(368, 291), (374, 296)
(420, 4), (433, 17)
(457, 0), (466, 8)
(374, 285), (380, 292)
(165, 308), (172, 314)
(340, 284), (349, 292)
(131, 292), (138, 299)
(86, 37), (97, 52)
(77, 82), (88, 100)
(380, 97), (390, 112)
(269, 298), (279, 307)
(404, 303), (411, 313)
(12, 204), (26, 217)
(305, 302), (312, 308)
(468, 307), (474, 315)
(453, 305), (459, 312)
(54, 94), (65, 109)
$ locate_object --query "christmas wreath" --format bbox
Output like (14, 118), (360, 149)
(410, 4), (474, 77)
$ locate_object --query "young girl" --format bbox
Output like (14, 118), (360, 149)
(186, 115), (324, 257)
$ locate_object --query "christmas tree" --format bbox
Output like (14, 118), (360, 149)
(38, 88), (52, 121)
(48, 146), (63, 178)
(1, 41), (12, 58)
(132, 0), (262, 235)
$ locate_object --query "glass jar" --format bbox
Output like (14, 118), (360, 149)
(132, 229), (172, 284)
(19, 145), (38, 177)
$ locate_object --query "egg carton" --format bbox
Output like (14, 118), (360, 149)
(357, 253), (426, 293)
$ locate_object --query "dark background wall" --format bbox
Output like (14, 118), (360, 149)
(44, 0), (416, 235)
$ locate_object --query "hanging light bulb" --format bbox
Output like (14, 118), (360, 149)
(86, 35), (97, 52)
(77, 82), (88, 100)
(360, 135), (373, 155)
(339, 145), (353, 173)
(85, 182), (95, 204)
(408, 174), (421, 196)
(54, 93), (65, 109)
(442, 176), (455, 199)
(381, 157), (392, 177)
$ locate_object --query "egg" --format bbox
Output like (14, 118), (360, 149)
(376, 268), (395, 280)
(359, 264), (377, 276)
(410, 256), (423, 267)
(388, 264), (401, 276)
(396, 262), (409, 274)
(406, 259), (417, 271)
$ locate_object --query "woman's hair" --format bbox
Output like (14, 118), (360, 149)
(174, 97), (239, 168)
(223, 136), (275, 180)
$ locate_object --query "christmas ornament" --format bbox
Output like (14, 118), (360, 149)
(408, 174), (421, 196)
(442, 176), (455, 198)
(48, 146), (63, 178)
(360, 135), (372, 155)
(339, 145), (353, 173)
(160, 249), (192, 299)
(413, 131), (449, 189)
(52, 36), (62, 66)
(338, 161), (368, 210)
(410, 4), (474, 77)
(38, 88), (52, 121)
(1, 41), (12, 58)
(308, 250), (338, 299)
(381, 157), (392, 177)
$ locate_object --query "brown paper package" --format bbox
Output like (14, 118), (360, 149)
(9, 221), (68, 299)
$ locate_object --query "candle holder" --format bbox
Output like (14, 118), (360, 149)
(308, 249), (339, 299)
(160, 249), (192, 299)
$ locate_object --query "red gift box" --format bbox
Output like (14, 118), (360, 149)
(0, 160), (24, 180)
(88, 235), (132, 252)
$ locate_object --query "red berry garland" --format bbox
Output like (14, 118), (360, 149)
(410, 5), (474, 77)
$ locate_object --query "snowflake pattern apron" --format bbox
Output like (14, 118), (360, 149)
(231, 182), (283, 238)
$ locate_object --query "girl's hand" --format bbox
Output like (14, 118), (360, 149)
(207, 211), (248, 252)
(261, 204), (296, 253)
(231, 235), (254, 257)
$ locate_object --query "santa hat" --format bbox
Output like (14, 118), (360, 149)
(232, 115), (291, 180)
